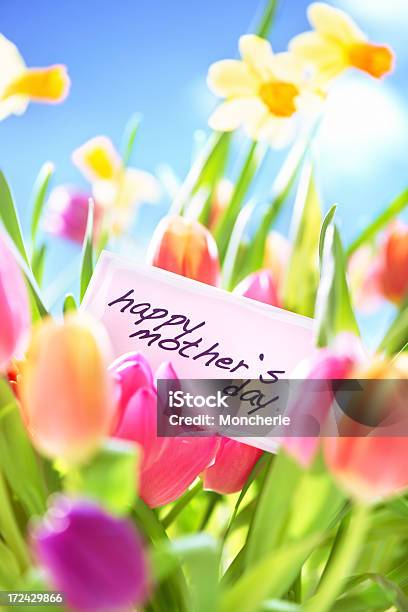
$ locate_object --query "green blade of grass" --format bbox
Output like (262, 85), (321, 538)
(80, 199), (94, 302)
(30, 161), (54, 246)
(121, 113), (142, 167)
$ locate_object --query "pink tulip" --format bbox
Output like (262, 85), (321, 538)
(109, 352), (154, 428)
(202, 438), (263, 494)
(263, 231), (291, 302)
(282, 333), (363, 467)
(234, 269), (280, 307)
(147, 215), (220, 286)
(44, 186), (103, 244)
(111, 355), (218, 507)
(0, 232), (30, 371)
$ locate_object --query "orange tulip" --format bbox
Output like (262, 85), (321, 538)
(376, 221), (408, 304)
(324, 355), (408, 503)
(20, 314), (116, 464)
(147, 215), (220, 286)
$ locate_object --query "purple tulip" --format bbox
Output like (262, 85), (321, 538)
(32, 497), (149, 610)
(44, 186), (102, 244)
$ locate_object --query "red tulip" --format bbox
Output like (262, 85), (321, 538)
(147, 215), (220, 286)
(202, 438), (263, 494)
(234, 269), (280, 307)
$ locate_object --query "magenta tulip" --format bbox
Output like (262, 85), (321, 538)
(0, 231), (30, 371)
(44, 186), (103, 244)
(32, 496), (149, 610)
(234, 269), (280, 307)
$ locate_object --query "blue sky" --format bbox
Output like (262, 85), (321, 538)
(1, 0), (407, 343)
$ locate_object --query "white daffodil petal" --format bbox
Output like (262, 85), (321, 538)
(122, 168), (161, 206)
(308, 2), (366, 45)
(270, 52), (305, 85)
(251, 115), (296, 149)
(207, 59), (259, 97)
(0, 34), (26, 93)
(239, 34), (275, 81)
(208, 97), (264, 132)
(290, 32), (348, 82)
(0, 95), (28, 121)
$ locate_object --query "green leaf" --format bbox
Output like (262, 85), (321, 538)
(254, 0), (279, 37)
(0, 540), (20, 588)
(80, 199), (94, 302)
(121, 113), (142, 167)
(222, 202), (254, 290)
(233, 139), (307, 286)
(31, 243), (47, 286)
(283, 161), (322, 317)
(65, 439), (139, 515)
(30, 161), (54, 246)
(0, 171), (29, 264)
(347, 187), (408, 257)
(6, 237), (48, 318)
(63, 293), (77, 315)
(171, 132), (231, 216)
(214, 141), (266, 262)
(0, 380), (47, 516)
(378, 299), (408, 355)
(316, 221), (359, 347)
(319, 205), (337, 267)
(245, 452), (302, 568)
(262, 601), (301, 612)
(221, 534), (320, 612)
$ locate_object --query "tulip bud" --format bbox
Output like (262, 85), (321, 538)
(282, 333), (363, 467)
(324, 437), (408, 503)
(377, 221), (408, 304)
(20, 314), (116, 464)
(109, 351), (154, 427)
(44, 186), (103, 244)
(32, 496), (148, 610)
(202, 438), (263, 494)
(323, 354), (408, 503)
(147, 215), (220, 286)
(234, 269), (280, 307)
(208, 178), (233, 231)
(0, 231), (30, 371)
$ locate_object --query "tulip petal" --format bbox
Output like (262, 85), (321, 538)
(203, 438), (263, 494)
(140, 437), (219, 507)
(115, 387), (166, 471)
(207, 60), (259, 97)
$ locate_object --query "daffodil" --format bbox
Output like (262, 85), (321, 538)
(0, 34), (69, 120)
(72, 136), (160, 235)
(289, 3), (394, 85)
(207, 34), (321, 147)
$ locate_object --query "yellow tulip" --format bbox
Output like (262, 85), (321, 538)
(20, 314), (116, 464)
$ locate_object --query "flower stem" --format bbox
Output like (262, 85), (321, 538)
(161, 481), (202, 529)
(0, 471), (29, 572)
(305, 503), (370, 612)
